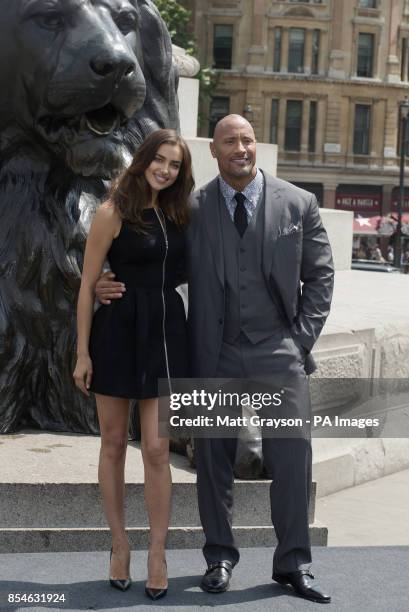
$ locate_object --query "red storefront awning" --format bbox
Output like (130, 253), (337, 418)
(353, 214), (409, 235)
(353, 215), (380, 235)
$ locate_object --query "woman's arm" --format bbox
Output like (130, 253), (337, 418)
(73, 203), (120, 395)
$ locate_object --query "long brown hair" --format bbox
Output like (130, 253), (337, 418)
(108, 129), (194, 232)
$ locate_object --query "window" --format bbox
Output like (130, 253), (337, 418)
(357, 33), (374, 77)
(209, 97), (230, 137)
(271, 99), (279, 144)
(274, 27), (282, 72)
(213, 25), (233, 69)
(285, 100), (303, 151)
(309, 101), (317, 152)
(358, 0), (377, 7)
(353, 105), (371, 155)
(312, 30), (320, 74)
(288, 29), (305, 73)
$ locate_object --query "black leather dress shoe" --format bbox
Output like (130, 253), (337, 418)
(272, 569), (331, 603)
(200, 561), (233, 593)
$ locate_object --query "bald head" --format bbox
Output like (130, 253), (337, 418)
(213, 114), (255, 142)
(210, 114), (257, 190)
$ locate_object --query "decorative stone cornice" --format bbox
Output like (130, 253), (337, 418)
(352, 16), (385, 27)
(213, 68), (409, 91)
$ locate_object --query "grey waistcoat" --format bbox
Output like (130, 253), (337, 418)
(220, 190), (282, 344)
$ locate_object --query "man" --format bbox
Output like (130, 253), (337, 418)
(96, 115), (334, 603)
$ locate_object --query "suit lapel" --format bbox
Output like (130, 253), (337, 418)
(201, 178), (225, 287)
(262, 171), (285, 281)
(200, 172), (284, 287)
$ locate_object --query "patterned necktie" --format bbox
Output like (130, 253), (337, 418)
(234, 192), (248, 237)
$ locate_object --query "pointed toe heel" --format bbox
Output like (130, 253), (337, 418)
(109, 547), (132, 591)
(110, 577), (132, 591)
(145, 586), (168, 600)
(145, 556), (168, 600)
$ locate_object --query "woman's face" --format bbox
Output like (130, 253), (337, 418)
(144, 143), (183, 194)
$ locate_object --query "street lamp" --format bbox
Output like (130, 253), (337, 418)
(395, 99), (409, 268)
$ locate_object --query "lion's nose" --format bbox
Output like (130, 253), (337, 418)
(90, 55), (135, 79)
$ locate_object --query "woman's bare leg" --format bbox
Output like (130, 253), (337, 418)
(96, 393), (131, 579)
(139, 397), (171, 588)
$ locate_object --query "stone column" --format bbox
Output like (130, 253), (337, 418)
(304, 29), (314, 76)
(281, 28), (290, 73)
(277, 97), (287, 150)
(324, 96), (342, 163)
(328, 0), (346, 78)
(266, 23), (275, 71)
(300, 99), (310, 160)
(323, 183), (338, 209)
(402, 40), (409, 82)
(248, 0), (267, 72)
(315, 97), (326, 163)
(382, 183), (395, 216)
(245, 99), (263, 141)
(370, 99), (385, 166)
(346, 98), (356, 157)
(386, 0), (401, 83)
(318, 29), (326, 76)
(383, 98), (399, 167)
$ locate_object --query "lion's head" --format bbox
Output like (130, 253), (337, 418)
(0, 0), (179, 178)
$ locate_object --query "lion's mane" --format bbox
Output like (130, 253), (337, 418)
(0, 0), (179, 432)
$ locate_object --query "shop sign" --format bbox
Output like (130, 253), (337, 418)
(336, 194), (381, 212)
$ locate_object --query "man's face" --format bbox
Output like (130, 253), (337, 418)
(210, 120), (257, 184)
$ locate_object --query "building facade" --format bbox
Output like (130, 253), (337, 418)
(186, 0), (409, 253)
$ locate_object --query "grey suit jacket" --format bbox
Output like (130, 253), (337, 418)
(186, 170), (335, 377)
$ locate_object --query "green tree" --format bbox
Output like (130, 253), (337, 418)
(154, 0), (196, 55)
(154, 0), (218, 124)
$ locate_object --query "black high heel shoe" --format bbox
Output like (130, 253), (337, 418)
(145, 558), (168, 600)
(109, 547), (132, 591)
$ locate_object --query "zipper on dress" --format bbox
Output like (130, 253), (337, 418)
(154, 207), (172, 396)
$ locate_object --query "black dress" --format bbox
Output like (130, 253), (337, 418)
(89, 208), (188, 399)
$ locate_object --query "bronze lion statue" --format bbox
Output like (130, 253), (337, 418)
(0, 0), (179, 433)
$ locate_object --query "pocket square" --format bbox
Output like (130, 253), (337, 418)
(278, 222), (302, 237)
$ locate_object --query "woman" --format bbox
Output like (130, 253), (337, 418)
(73, 129), (193, 600)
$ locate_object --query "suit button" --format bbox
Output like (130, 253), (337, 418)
(240, 266), (246, 272)
(241, 304), (247, 309)
(240, 285), (246, 290)
(219, 318), (223, 325)
(240, 247), (246, 253)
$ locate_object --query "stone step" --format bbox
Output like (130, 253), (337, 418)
(0, 524), (327, 554)
(0, 481), (316, 529)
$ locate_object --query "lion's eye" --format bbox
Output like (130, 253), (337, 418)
(36, 13), (65, 31)
(116, 11), (137, 35)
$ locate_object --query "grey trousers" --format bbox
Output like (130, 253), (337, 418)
(194, 328), (313, 573)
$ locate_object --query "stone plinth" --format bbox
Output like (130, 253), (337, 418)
(312, 270), (409, 497)
(173, 45), (200, 139)
(178, 77), (199, 138)
(320, 209), (353, 271)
